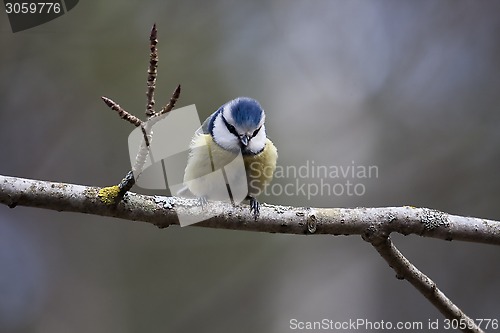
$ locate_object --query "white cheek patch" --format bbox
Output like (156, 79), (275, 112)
(248, 125), (267, 154)
(212, 114), (240, 153)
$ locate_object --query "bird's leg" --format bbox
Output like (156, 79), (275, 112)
(247, 196), (260, 220)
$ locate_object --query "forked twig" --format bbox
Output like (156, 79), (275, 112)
(99, 23), (181, 197)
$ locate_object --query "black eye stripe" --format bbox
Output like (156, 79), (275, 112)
(252, 126), (261, 138)
(221, 114), (240, 137)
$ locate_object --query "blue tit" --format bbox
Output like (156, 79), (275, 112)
(181, 97), (278, 218)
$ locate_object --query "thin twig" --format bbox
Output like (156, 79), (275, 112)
(139, 125), (151, 148)
(118, 170), (135, 195)
(101, 96), (142, 127)
(146, 23), (158, 117)
(159, 84), (181, 115)
(131, 121), (153, 178)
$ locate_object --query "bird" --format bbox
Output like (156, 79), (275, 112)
(181, 97), (278, 219)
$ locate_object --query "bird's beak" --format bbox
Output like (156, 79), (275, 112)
(240, 135), (250, 147)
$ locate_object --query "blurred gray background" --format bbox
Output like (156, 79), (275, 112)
(1, 1), (500, 332)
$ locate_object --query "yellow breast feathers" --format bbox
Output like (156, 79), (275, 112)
(183, 134), (277, 199)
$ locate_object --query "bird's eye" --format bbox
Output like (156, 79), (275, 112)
(251, 126), (261, 138)
(227, 123), (237, 134)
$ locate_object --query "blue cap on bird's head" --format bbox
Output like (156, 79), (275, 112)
(209, 96), (267, 155)
(224, 97), (265, 130)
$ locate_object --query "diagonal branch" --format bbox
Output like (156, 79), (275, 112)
(100, 96), (142, 127)
(159, 84), (181, 115)
(366, 235), (484, 333)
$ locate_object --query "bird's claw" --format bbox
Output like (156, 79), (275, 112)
(249, 196), (260, 220)
(197, 196), (208, 208)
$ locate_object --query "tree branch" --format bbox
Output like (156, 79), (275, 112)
(1, 174), (499, 243)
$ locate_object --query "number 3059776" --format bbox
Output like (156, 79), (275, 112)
(5, 3), (61, 14)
